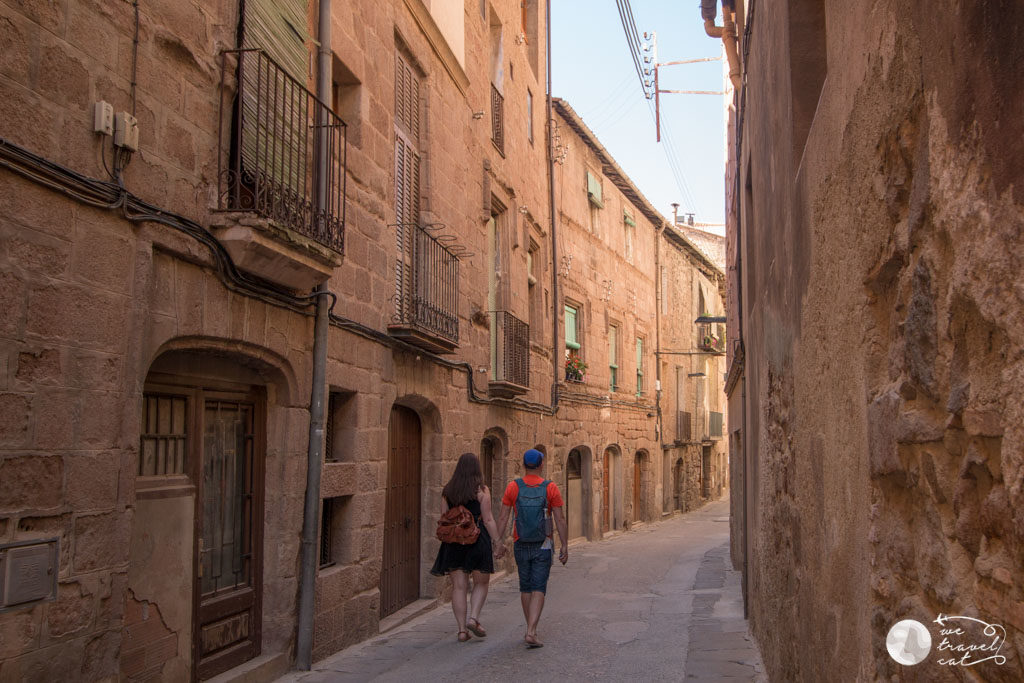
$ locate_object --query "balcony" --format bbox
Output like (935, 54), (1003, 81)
(388, 223), (460, 354)
(488, 311), (530, 397)
(698, 321), (726, 354)
(213, 49), (346, 291)
(490, 84), (504, 155)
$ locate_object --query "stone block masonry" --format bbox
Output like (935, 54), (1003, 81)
(0, 0), (728, 679)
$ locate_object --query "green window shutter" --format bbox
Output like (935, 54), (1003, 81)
(565, 305), (580, 349)
(623, 208), (636, 227)
(586, 171), (604, 208)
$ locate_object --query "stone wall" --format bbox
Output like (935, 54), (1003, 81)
(729, 0), (1024, 680)
(0, 0), (729, 677)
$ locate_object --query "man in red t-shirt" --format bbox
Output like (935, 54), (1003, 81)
(495, 449), (568, 648)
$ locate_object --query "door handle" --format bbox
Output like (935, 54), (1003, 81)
(403, 516), (412, 529)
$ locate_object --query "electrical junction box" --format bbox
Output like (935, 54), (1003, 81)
(93, 101), (114, 135)
(114, 111), (139, 151)
(0, 539), (59, 613)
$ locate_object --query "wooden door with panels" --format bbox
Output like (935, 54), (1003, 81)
(381, 405), (422, 617)
(141, 382), (265, 681)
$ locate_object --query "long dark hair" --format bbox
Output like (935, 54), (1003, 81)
(442, 453), (483, 505)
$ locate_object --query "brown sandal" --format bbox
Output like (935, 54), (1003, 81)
(467, 618), (487, 637)
(457, 630), (471, 642)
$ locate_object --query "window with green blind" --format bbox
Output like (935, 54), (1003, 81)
(609, 325), (618, 391)
(636, 337), (644, 395)
(565, 305), (580, 350)
(586, 171), (603, 208)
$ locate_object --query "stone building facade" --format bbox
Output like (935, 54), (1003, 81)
(0, 0), (725, 679)
(718, 0), (1024, 680)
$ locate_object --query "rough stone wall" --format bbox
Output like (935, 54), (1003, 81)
(0, 0), (730, 677)
(734, 0), (1024, 680)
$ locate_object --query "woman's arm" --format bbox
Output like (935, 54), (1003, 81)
(478, 487), (501, 542)
(441, 495), (449, 515)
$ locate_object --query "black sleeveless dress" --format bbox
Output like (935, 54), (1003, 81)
(430, 498), (494, 575)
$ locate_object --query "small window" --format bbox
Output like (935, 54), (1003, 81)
(623, 208), (635, 263)
(565, 304), (580, 350)
(609, 324), (619, 391)
(140, 393), (188, 476)
(565, 304), (584, 382)
(332, 55), (362, 147)
(586, 170), (603, 208)
(319, 498), (336, 569)
(527, 89), (534, 144)
(636, 337), (644, 396)
(326, 391), (357, 462)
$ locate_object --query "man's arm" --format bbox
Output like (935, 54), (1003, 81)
(552, 506), (568, 564)
(495, 503), (512, 540)
(494, 503), (512, 558)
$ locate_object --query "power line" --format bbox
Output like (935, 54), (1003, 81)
(614, 0), (700, 216)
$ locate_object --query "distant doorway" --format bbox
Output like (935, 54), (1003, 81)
(673, 458), (684, 511)
(566, 449), (584, 540)
(702, 446), (712, 498)
(633, 451), (647, 523)
(602, 450), (610, 533)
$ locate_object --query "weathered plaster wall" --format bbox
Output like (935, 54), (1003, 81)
(736, 0), (1024, 680)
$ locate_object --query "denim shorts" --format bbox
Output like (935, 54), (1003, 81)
(514, 541), (553, 593)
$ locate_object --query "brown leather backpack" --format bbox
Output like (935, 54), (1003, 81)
(435, 505), (480, 544)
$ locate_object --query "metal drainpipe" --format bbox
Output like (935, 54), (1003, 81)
(546, 0), (559, 409)
(296, 0), (332, 669)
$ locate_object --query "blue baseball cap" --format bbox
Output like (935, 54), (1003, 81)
(523, 449), (544, 468)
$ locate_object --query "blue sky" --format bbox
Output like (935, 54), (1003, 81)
(551, 0), (727, 229)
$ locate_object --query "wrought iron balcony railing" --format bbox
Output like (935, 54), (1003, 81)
(217, 48), (346, 252)
(490, 84), (504, 154)
(388, 223), (460, 354)
(490, 310), (529, 395)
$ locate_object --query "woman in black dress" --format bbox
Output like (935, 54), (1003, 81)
(430, 453), (502, 641)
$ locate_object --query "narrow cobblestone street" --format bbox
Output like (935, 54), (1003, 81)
(278, 499), (764, 682)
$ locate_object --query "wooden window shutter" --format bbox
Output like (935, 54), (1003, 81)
(565, 305), (579, 349)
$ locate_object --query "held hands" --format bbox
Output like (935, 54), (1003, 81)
(494, 540), (507, 559)
(559, 544), (568, 565)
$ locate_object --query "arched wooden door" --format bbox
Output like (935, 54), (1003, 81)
(381, 406), (421, 617)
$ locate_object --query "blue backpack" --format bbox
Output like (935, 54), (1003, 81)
(514, 478), (551, 542)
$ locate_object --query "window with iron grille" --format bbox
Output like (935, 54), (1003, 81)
(140, 393), (188, 476)
(491, 83), (505, 154)
(320, 497), (335, 569)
